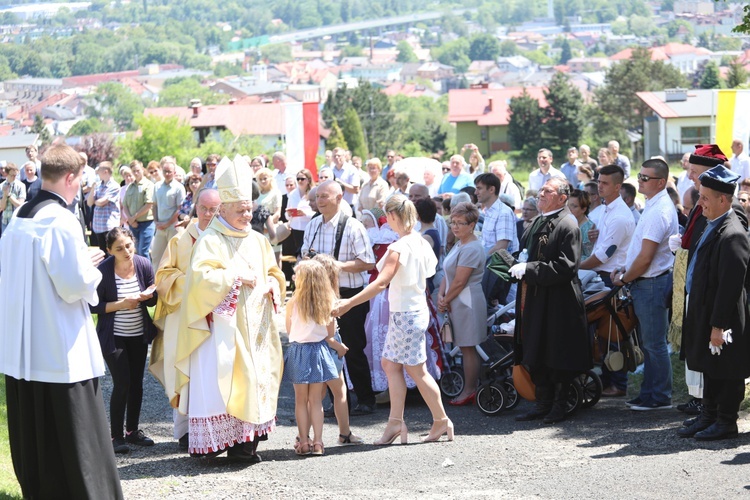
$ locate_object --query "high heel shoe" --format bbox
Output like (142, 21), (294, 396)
(374, 417), (408, 445)
(448, 391), (476, 406)
(422, 418), (454, 443)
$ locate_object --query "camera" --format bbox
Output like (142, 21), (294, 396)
(305, 249), (317, 259)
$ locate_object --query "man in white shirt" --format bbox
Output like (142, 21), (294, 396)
(528, 148), (565, 192)
(0, 144), (123, 499)
(331, 147), (361, 209)
(272, 151), (292, 193)
(584, 181), (604, 227)
(729, 139), (750, 182)
(490, 160), (522, 211)
(620, 183), (641, 225)
(301, 181), (376, 414)
(580, 165), (634, 397)
(613, 158), (678, 411)
(676, 152), (693, 200)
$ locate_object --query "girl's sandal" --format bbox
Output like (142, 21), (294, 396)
(295, 438), (311, 456)
(311, 441), (325, 456)
(338, 431), (364, 445)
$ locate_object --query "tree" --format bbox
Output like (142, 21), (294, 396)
(87, 82), (145, 131)
(117, 114), (195, 166)
(559, 39), (572, 64)
(543, 72), (584, 158)
(75, 133), (121, 167)
(351, 81), (397, 158)
(499, 40), (518, 57)
(468, 34), (501, 62)
(591, 47), (687, 143)
(341, 107), (368, 160)
(699, 60), (722, 89)
(67, 118), (108, 137)
(727, 58), (749, 89)
(326, 118), (348, 151)
(158, 77), (229, 107)
(433, 38), (470, 73)
(31, 114), (52, 146)
(507, 89), (545, 159)
(396, 41), (418, 63)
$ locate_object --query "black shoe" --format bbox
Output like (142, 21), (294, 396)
(677, 417), (715, 438)
(694, 421), (739, 441)
(324, 404), (336, 418)
(112, 437), (129, 454)
(125, 429), (155, 446)
(684, 402), (703, 416)
(683, 416), (699, 427)
(350, 403), (375, 416)
(625, 396), (643, 407)
(515, 404), (552, 422)
(227, 442), (256, 462)
(178, 433), (189, 451)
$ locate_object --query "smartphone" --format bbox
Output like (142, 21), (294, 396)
(143, 284), (157, 295)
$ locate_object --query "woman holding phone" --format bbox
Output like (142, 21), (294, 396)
(287, 168), (315, 257)
(90, 227), (158, 454)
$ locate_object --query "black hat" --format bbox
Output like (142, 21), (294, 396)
(699, 164), (740, 195)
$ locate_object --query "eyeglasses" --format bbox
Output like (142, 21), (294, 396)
(449, 221), (471, 227)
(637, 173), (665, 182)
(196, 206), (219, 215)
(296, 177), (306, 181)
(442, 168), (450, 173)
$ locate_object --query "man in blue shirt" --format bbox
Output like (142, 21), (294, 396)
(438, 154), (474, 197)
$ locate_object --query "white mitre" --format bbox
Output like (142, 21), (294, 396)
(215, 154), (254, 203)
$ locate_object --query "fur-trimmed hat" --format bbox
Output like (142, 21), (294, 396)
(689, 144), (728, 167)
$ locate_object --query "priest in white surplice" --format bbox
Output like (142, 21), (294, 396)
(174, 156), (285, 462)
(0, 144), (123, 499)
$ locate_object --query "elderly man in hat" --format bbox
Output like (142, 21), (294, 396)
(677, 165), (750, 440)
(174, 156), (285, 462)
(667, 144), (748, 416)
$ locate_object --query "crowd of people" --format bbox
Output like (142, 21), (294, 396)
(1, 136), (750, 498)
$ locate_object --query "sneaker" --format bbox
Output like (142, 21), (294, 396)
(677, 398), (703, 415)
(630, 400), (672, 411)
(125, 429), (155, 446)
(625, 397), (643, 407)
(112, 437), (129, 454)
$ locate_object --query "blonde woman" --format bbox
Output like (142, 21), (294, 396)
(334, 194), (453, 445)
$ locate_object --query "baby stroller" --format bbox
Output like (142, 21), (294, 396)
(472, 270), (613, 417)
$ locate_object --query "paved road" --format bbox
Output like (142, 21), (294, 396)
(113, 314), (750, 499)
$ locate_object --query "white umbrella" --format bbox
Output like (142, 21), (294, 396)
(392, 157), (443, 187)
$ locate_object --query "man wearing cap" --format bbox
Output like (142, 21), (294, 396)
(667, 144), (748, 416)
(174, 156), (285, 462)
(151, 188), (221, 449)
(86, 161), (121, 253)
(677, 165), (750, 440)
(613, 158), (678, 411)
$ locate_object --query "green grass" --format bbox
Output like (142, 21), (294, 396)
(0, 378), (21, 499)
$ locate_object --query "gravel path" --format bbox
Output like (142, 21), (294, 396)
(109, 310), (750, 499)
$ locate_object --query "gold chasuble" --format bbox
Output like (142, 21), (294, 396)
(149, 220), (200, 401)
(174, 215), (285, 454)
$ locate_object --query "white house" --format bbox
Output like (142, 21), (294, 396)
(637, 88), (713, 159)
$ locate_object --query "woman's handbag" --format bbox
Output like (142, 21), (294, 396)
(512, 364), (536, 401)
(440, 314), (453, 344)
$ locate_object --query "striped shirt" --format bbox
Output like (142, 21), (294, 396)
(301, 211), (375, 289)
(113, 275), (144, 337)
(92, 179), (121, 233)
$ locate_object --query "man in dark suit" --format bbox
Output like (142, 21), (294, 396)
(510, 178), (591, 424)
(678, 165), (750, 440)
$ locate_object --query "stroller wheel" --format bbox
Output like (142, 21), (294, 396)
(502, 379), (520, 410)
(578, 370), (603, 408)
(440, 368), (464, 398)
(565, 380), (584, 416)
(476, 382), (508, 416)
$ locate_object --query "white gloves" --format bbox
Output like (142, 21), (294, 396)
(709, 329), (733, 355)
(509, 263), (527, 280)
(668, 233), (682, 252)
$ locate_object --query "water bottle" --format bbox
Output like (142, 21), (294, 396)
(518, 249), (528, 263)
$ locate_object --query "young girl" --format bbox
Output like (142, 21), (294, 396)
(285, 260), (347, 456)
(312, 254), (364, 445)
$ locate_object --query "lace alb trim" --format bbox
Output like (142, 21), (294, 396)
(188, 413), (275, 455)
(213, 277), (242, 318)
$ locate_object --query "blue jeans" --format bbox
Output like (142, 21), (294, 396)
(130, 220), (154, 258)
(629, 273), (672, 403)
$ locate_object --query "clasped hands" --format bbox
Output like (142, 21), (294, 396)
(709, 327), (732, 355)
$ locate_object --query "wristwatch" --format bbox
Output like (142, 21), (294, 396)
(618, 273), (627, 284)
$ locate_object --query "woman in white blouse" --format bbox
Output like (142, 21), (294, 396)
(334, 194), (453, 445)
(286, 168), (315, 257)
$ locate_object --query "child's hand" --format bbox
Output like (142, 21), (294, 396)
(335, 343), (349, 358)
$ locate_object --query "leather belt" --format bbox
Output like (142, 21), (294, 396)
(634, 270), (670, 282)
